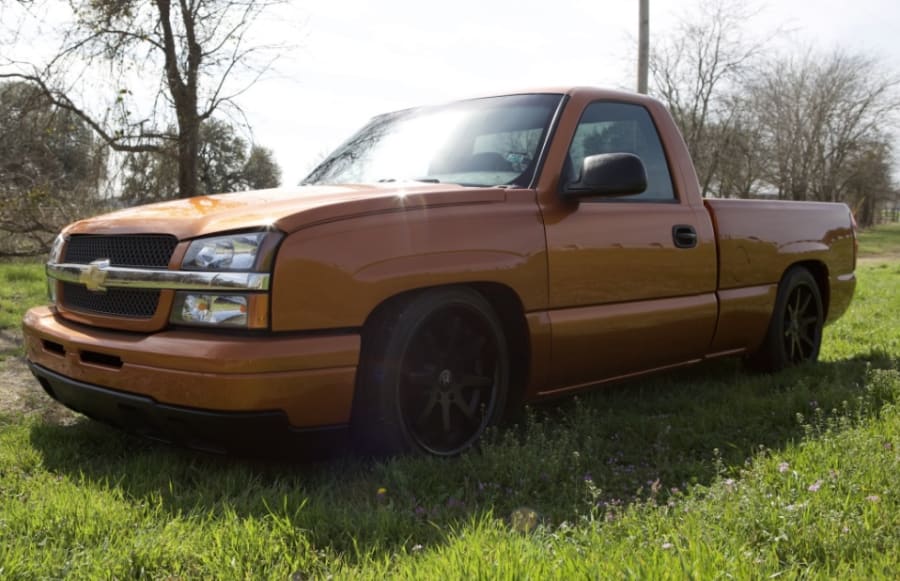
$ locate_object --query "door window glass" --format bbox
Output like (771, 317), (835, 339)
(566, 102), (676, 201)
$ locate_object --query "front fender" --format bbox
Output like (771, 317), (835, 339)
(269, 190), (547, 331)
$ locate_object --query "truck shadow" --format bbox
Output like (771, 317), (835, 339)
(27, 349), (898, 562)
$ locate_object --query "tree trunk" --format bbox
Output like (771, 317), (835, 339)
(857, 195), (875, 228)
(156, 0), (202, 199)
(177, 117), (200, 199)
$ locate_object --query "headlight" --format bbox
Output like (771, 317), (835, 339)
(182, 232), (268, 271)
(48, 233), (66, 264)
(47, 279), (58, 304)
(47, 233), (66, 303)
(170, 292), (269, 329)
(175, 231), (279, 329)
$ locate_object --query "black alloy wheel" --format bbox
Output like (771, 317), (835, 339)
(398, 303), (504, 455)
(353, 287), (509, 456)
(749, 266), (824, 372)
(781, 281), (822, 364)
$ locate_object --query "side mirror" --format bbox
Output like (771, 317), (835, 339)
(562, 153), (648, 199)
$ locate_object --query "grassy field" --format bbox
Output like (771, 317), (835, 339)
(857, 222), (900, 261)
(0, 263), (45, 363)
(0, 263), (44, 330)
(1, 225), (898, 578)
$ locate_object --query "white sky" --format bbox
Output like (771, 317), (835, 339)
(235, 0), (900, 186)
(3, 0), (898, 185)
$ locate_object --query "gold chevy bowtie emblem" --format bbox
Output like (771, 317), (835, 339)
(79, 259), (111, 292)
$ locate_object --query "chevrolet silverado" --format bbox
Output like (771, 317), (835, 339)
(23, 87), (857, 456)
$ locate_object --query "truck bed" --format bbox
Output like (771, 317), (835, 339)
(705, 198), (856, 323)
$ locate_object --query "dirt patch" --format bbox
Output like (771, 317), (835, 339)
(0, 328), (23, 354)
(0, 330), (77, 424)
(859, 252), (900, 264)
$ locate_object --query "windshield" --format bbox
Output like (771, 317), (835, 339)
(303, 94), (563, 188)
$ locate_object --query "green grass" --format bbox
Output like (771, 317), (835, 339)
(0, 262), (46, 332)
(0, 225), (898, 578)
(858, 222), (900, 259)
(0, 262), (46, 359)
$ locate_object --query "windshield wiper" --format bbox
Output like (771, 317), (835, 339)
(377, 177), (441, 184)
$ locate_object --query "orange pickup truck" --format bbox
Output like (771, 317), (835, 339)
(23, 87), (857, 456)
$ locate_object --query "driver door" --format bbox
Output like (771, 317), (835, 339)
(540, 101), (718, 391)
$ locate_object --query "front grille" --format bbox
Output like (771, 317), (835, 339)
(64, 234), (177, 268)
(62, 283), (160, 319)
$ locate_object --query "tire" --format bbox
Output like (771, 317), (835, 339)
(352, 287), (509, 456)
(748, 267), (824, 372)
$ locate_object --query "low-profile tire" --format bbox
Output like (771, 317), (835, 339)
(748, 266), (824, 372)
(352, 287), (509, 457)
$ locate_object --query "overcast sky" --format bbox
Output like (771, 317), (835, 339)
(233, 0), (900, 186)
(3, 0), (898, 186)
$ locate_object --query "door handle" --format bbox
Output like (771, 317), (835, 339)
(672, 225), (698, 249)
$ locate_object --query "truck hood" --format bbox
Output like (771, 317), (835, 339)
(64, 183), (507, 240)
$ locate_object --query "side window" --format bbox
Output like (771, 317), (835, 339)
(566, 102), (676, 201)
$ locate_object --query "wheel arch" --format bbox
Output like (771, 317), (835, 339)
(748, 261), (827, 372)
(357, 282), (531, 412)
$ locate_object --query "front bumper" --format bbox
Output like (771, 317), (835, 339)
(23, 306), (360, 437)
(30, 363), (348, 456)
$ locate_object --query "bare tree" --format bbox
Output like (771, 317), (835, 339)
(749, 49), (899, 222)
(842, 140), (894, 226)
(121, 117), (281, 204)
(706, 101), (765, 199)
(0, 81), (108, 256)
(650, 0), (764, 197)
(1, 0), (282, 199)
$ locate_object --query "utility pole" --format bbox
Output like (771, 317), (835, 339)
(638, 0), (649, 94)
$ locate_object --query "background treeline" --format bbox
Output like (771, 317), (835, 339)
(1, 0), (283, 257)
(650, 0), (899, 226)
(0, 83), (281, 256)
(1, 0), (897, 257)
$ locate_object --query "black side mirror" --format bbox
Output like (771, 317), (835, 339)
(562, 153), (648, 199)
